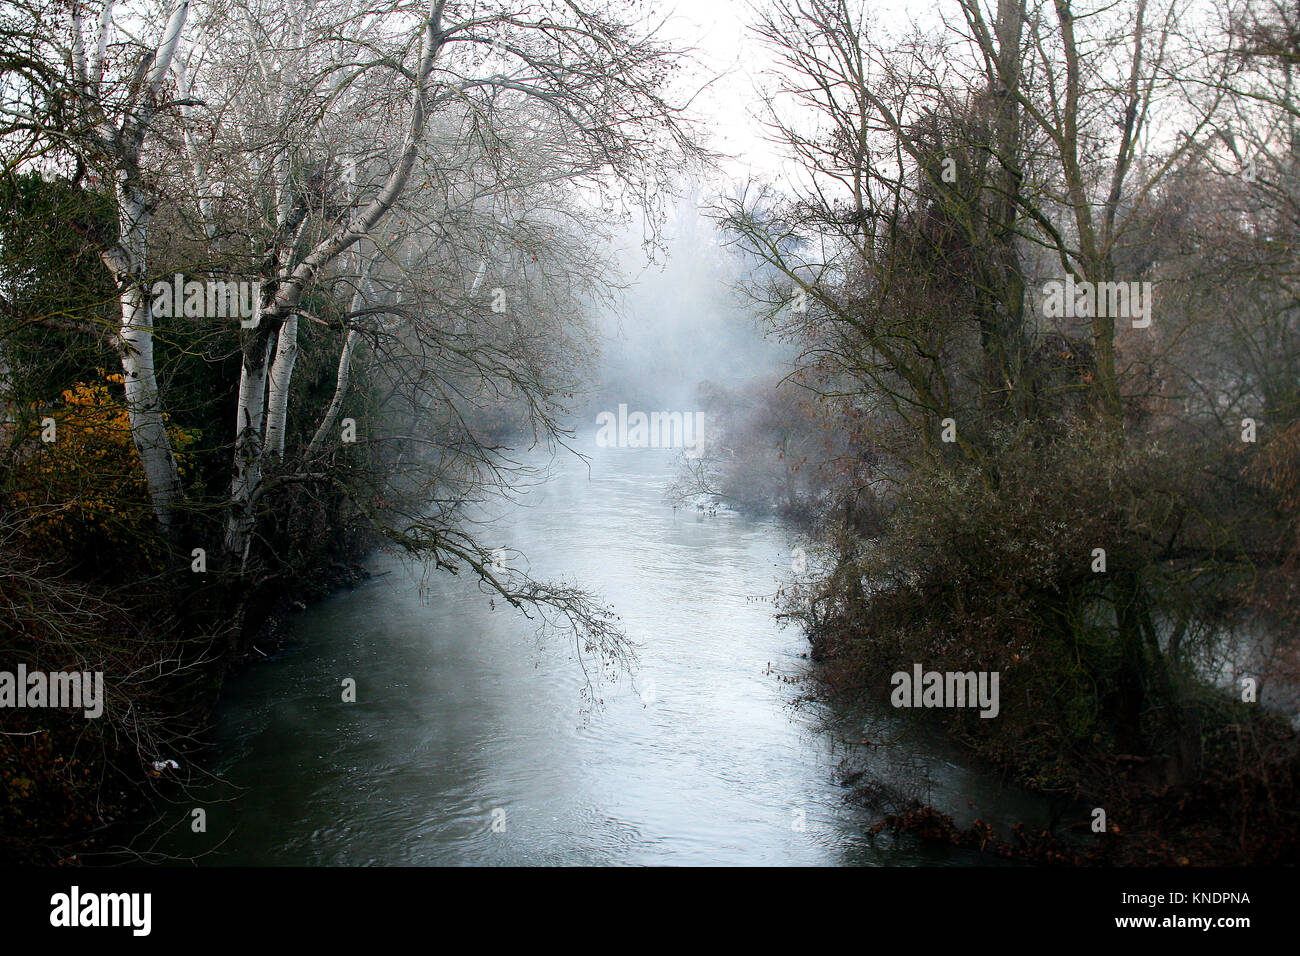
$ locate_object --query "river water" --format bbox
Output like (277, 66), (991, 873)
(137, 442), (1047, 865)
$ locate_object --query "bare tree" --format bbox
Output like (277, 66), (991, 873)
(48, 0), (194, 537)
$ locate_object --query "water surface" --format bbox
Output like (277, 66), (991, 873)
(138, 443), (1045, 865)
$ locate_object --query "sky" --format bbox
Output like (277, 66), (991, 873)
(658, 0), (782, 180)
(656, 0), (939, 184)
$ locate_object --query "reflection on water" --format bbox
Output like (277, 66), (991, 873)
(138, 442), (1047, 865)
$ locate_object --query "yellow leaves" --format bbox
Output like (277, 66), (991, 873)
(11, 371), (196, 556)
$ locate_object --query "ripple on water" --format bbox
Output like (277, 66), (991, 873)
(139, 442), (1046, 866)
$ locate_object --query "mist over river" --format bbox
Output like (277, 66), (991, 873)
(135, 441), (1047, 865)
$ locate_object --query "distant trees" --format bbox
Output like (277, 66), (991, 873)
(669, 374), (851, 520)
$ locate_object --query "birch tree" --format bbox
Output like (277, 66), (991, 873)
(47, 0), (194, 538)
(157, 0), (698, 567)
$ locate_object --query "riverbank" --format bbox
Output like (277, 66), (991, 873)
(1, 545), (373, 866)
(822, 659), (1300, 865)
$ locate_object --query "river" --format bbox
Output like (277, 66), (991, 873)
(135, 441), (1048, 865)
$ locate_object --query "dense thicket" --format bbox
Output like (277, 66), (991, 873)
(694, 0), (1300, 862)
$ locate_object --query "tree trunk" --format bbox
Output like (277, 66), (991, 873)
(225, 329), (273, 565)
(987, 0), (1027, 414)
(263, 313), (299, 459)
(307, 328), (362, 458)
(111, 180), (183, 538)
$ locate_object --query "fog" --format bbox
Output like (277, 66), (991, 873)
(579, 185), (795, 425)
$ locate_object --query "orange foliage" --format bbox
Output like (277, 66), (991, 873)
(8, 372), (196, 562)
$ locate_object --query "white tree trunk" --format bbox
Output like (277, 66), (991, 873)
(307, 328), (362, 457)
(76, 0), (191, 541)
(119, 288), (184, 533)
(225, 328), (273, 564)
(222, 0), (446, 567)
(112, 182), (183, 536)
(306, 254), (376, 457)
(263, 313), (298, 459)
